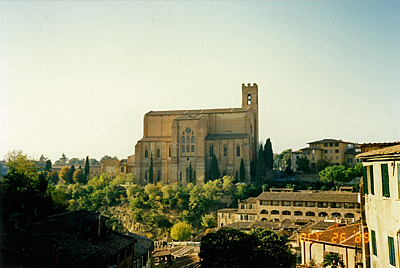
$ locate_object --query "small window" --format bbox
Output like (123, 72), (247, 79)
(169, 145), (171, 157)
(332, 212), (341, 218)
(145, 147), (149, 158)
(271, 210), (279, 215)
(247, 94), (251, 105)
(191, 145), (195, 152)
(260, 210), (268, 214)
(318, 212), (328, 217)
(210, 145), (214, 157)
(335, 143), (339, 147)
(282, 211), (291, 215)
(324, 143), (328, 147)
(223, 145), (227, 157)
(182, 137), (185, 144)
(236, 145), (240, 157)
(294, 211), (302, 216)
(335, 149), (339, 153)
(157, 148), (161, 158)
(121, 167), (124, 172)
(306, 212), (315, 217)
(345, 213), (354, 218)
(388, 236), (396, 266)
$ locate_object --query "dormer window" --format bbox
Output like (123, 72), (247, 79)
(247, 94), (251, 105)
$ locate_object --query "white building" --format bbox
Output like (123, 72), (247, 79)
(357, 144), (400, 268)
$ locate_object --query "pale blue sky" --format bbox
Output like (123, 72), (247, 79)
(1, 1), (399, 162)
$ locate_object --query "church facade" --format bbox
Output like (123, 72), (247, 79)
(134, 83), (259, 186)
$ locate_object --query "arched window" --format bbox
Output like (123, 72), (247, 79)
(271, 210), (279, 215)
(182, 137), (185, 144)
(236, 145), (240, 157)
(306, 212), (315, 217)
(145, 147), (148, 158)
(186, 145), (190, 153)
(186, 136), (190, 144)
(294, 211), (303, 216)
(182, 145), (185, 153)
(332, 212), (341, 218)
(156, 148), (161, 158)
(282, 211), (291, 215)
(210, 145), (214, 157)
(223, 145), (227, 157)
(191, 136), (195, 143)
(261, 218), (267, 221)
(191, 145), (195, 152)
(345, 213), (355, 218)
(260, 210), (268, 215)
(318, 212), (328, 217)
(121, 167), (124, 172)
(247, 94), (251, 105)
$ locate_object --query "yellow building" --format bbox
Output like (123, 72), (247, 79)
(134, 83), (259, 186)
(292, 139), (361, 171)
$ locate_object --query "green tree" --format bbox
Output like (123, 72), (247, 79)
(68, 158), (84, 166)
(45, 159), (52, 171)
(48, 171), (59, 184)
(84, 156), (90, 179)
(319, 165), (351, 190)
(275, 149), (291, 169)
(59, 166), (73, 184)
(323, 253), (345, 268)
(201, 213), (216, 228)
(239, 158), (245, 182)
(72, 169), (86, 184)
(170, 222), (192, 241)
(264, 138), (274, 170)
(148, 153), (154, 184)
(55, 153), (68, 166)
(255, 145), (266, 184)
(89, 158), (101, 165)
(200, 228), (296, 268)
(316, 159), (331, 172)
(209, 154), (220, 181)
(296, 156), (310, 173)
(100, 155), (118, 162)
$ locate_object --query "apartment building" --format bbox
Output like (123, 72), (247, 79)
(292, 139), (361, 171)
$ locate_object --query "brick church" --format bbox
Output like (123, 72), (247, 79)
(133, 83), (259, 186)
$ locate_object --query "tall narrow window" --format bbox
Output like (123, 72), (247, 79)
(169, 145), (171, 157)
(145, 147), (149, 158)
(187, 136), (190, 144)
(371, 230), (377, 256)
(363, 166), (368, 194)
(182, 137), (185, 144)
(210, 145), (214, 157)
(182, 145), (185, 153)
(157, 171), (161, 182)
(187, 145), (190, 153)
(157, 148), (161, 158)
(247, 94), (251, 105)
(236, 145), (240, 157)
(191, 136), (195, 143)
(370, 166), (374, 195)
(191, 145), (195, 152)
(388, 236), (396, 266)
(223, 145), (227, 157)
(381, 164), (390, 197)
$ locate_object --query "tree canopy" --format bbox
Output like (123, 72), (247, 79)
(170, 222), (192, 241)
(319, 164), (363, 190)
(200, 228), (296, 268)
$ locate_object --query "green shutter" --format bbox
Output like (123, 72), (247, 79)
(370, 166), (374, 195)
(381, 164), (390, 197)
(388, 236), (396, 266)
(371, 230), (377, 256)
(363, 166), (368, 194)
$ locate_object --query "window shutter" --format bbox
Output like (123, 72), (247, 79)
(363, 166), (368, 194)
(388, 236), (396, 266)
(370, 166), (374, 195)
(371, 230), (377, 256)
(381, 164), (390, 197)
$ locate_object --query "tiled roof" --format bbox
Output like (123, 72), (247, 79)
(221, 221), (253, 229)
(217, 208), (238, 213)
(356, 144), (400, 158)
(307, 139), (351, 144)
(257, 191), (358, 203)
(240, 197), (257, 203)
(171, 254), (201, 268)
(129, 233), (155, 260)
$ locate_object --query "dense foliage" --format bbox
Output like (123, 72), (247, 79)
(200, 228), (296, 268)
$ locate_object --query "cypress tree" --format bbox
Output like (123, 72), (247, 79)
(187, 162), (194, 184)
(239, 158), (245, 182)
(255, 145), (266, 184)
(45, 160), (52, 171)
(264, 138), (274, 170)
(148, 153), (154, 184)
(84, 156), (90, 179)
(210, 154), (220, 181)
